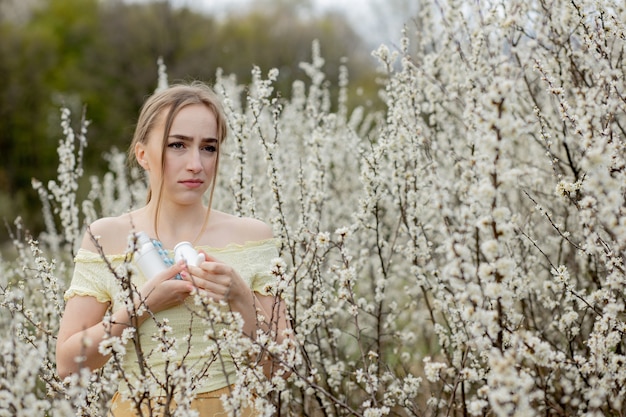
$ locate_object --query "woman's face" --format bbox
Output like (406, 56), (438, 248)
(137, 103), (219, 206)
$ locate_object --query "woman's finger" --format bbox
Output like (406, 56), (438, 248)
(191, 287), (227, 303)
(152, 260), (187, 283)
(198, 250), (218, 263)
(189, 274), (230, 295)
(188, 262), (231, 284)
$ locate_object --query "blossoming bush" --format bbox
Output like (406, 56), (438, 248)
(1, 0), (626, 415)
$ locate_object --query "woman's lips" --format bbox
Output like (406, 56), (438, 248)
(179, 179), (204, 189)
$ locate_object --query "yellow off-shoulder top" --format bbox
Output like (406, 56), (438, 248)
(64, 239), (279, 396)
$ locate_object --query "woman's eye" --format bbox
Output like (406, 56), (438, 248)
(203, 145), (217, 153)
(168, 142), (185, 149)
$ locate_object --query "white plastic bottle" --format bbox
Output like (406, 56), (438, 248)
(174, 241), (205, 267)
(134, 232), (168, 279)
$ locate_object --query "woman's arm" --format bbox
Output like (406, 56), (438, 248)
(56, 262), (193, 379)
(187, 254), (292, 378)
(254, 292), (292, 378)
(56, 295), (141, 378)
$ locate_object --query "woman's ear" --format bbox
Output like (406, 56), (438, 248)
(135, 142), (149, 170)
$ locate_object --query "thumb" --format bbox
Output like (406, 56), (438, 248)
(153, 260), (187, 282)
(198, 250), (220, 264)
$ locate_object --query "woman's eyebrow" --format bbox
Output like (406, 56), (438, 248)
(168, 134), (218, 142)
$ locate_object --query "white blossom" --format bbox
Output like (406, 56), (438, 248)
(4, 1), (626, 414)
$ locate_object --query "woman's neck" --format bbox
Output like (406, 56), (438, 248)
(142, 201), (210, 247)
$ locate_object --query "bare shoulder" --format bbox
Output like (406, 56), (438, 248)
(234, 216), (274, 241)
(81, 214), (135, 255)
(209, 211), (273, 246)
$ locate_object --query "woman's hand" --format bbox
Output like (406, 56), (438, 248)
(137, 261), (195, 314)
(185, 252), (258, 334)
(56, 262), (193, 378)
(185, 251), (292, 379)
(185, 252), (252, 305)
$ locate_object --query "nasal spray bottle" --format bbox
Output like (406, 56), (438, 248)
(134, 231), (168, 279)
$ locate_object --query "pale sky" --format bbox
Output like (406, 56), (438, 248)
(135, 0), (418, 47)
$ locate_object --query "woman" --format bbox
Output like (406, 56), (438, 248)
(56, 82), (289, 416)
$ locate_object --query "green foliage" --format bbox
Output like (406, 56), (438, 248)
(0, 0), (379, 243)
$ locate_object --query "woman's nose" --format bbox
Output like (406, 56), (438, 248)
(187, 149), (202, 172)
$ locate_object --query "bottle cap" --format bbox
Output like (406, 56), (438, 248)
(136, 231), (151, 246)
(174, 241), (203, 266)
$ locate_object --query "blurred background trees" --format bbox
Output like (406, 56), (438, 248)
(0, 0), (380, 242)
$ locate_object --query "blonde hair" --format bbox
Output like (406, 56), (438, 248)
(128, 82), (228, 240)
